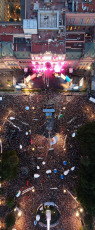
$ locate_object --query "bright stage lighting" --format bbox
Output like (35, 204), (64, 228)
(43, 67), (47, 71)
(43, 56), (51, 60)
(54, 65), (61, 73)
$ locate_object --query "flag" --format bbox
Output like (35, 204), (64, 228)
(31, 137), (33, 144)
(50, 136), (58, 146)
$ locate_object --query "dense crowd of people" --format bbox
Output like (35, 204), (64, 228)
(0, 90), (95, 230)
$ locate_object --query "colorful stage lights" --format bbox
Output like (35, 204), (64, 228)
(54, 65), (61, 73)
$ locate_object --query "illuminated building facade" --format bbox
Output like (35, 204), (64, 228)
(0, 0), (94, 72)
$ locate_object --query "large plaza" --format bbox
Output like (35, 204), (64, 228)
(0, 90), (95, 229)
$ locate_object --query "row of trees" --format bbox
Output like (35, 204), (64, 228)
(0, 149), (19, 229)
(1, 149), (19, 181)
(76, 121), (95, 230)
(5, 213), (15, 230)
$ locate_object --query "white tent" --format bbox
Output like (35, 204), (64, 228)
(72, 132), (76, 137)
(36, 215), (40, 221)
(34, 174), (40, 178)
(37, 166), (40, 169)
(64, 169), (70, 175)
(46, 170), (52, 174)
(25, 132), (28, 135)
(42, 161), (46, 165)
(19, 144), (22, 149)
(10, 117), (15, 120)
(71, 166), (75, 171)
(89, 97), (95, 103)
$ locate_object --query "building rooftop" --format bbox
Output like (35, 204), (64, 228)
(26, 0), (65, 20)
(84, 42), (95, 58)
(2, 42), (13, 57)
(66, 49), (82, 60)
(38, 10), (59, 30)
(66, 32), (85, 42)
(14, 51), (31, 59)
(77, 0), (95, 13)
(0, 24), (23, 35)
(66, 12), (95, 26)
(0, 35), (13, 42)
(32, 40), (65, 54)
(23, 19), (37, 29)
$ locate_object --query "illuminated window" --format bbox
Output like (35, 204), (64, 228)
(70, 26), (72, 31)
(87, 19), (89, 23)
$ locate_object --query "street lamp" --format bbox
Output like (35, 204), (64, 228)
(32, 147), (35, 151)
(75, 211), (80, 217)
(79, 208), (83, 213)
(63, 189), (67, 194)
(18, 211), (22, 217)
(32, 188), (35, 192)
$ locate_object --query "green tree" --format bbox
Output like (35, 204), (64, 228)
(76, 121), (95, 159)
(84, 213), (93, 230)
(76, 121), (95, 227)
(5, 213), (15, 229)
(2, 150), (19, 180)
(7, 197), (15, 209)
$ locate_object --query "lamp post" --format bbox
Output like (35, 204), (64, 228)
(63, 186), (86, 229)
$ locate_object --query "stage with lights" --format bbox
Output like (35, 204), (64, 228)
(24, 61), (72, 89)
(24, 53), (84, 90)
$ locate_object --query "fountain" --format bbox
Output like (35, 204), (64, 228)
(36, 202), (60, 228)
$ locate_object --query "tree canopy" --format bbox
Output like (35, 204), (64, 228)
(2, 149), (19, 180)
(7, 196), (15, 209)
(5, 213), (15, 229)
(76, 121), (95, 216)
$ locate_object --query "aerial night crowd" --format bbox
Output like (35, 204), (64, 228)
(0, 90), (95, 230)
